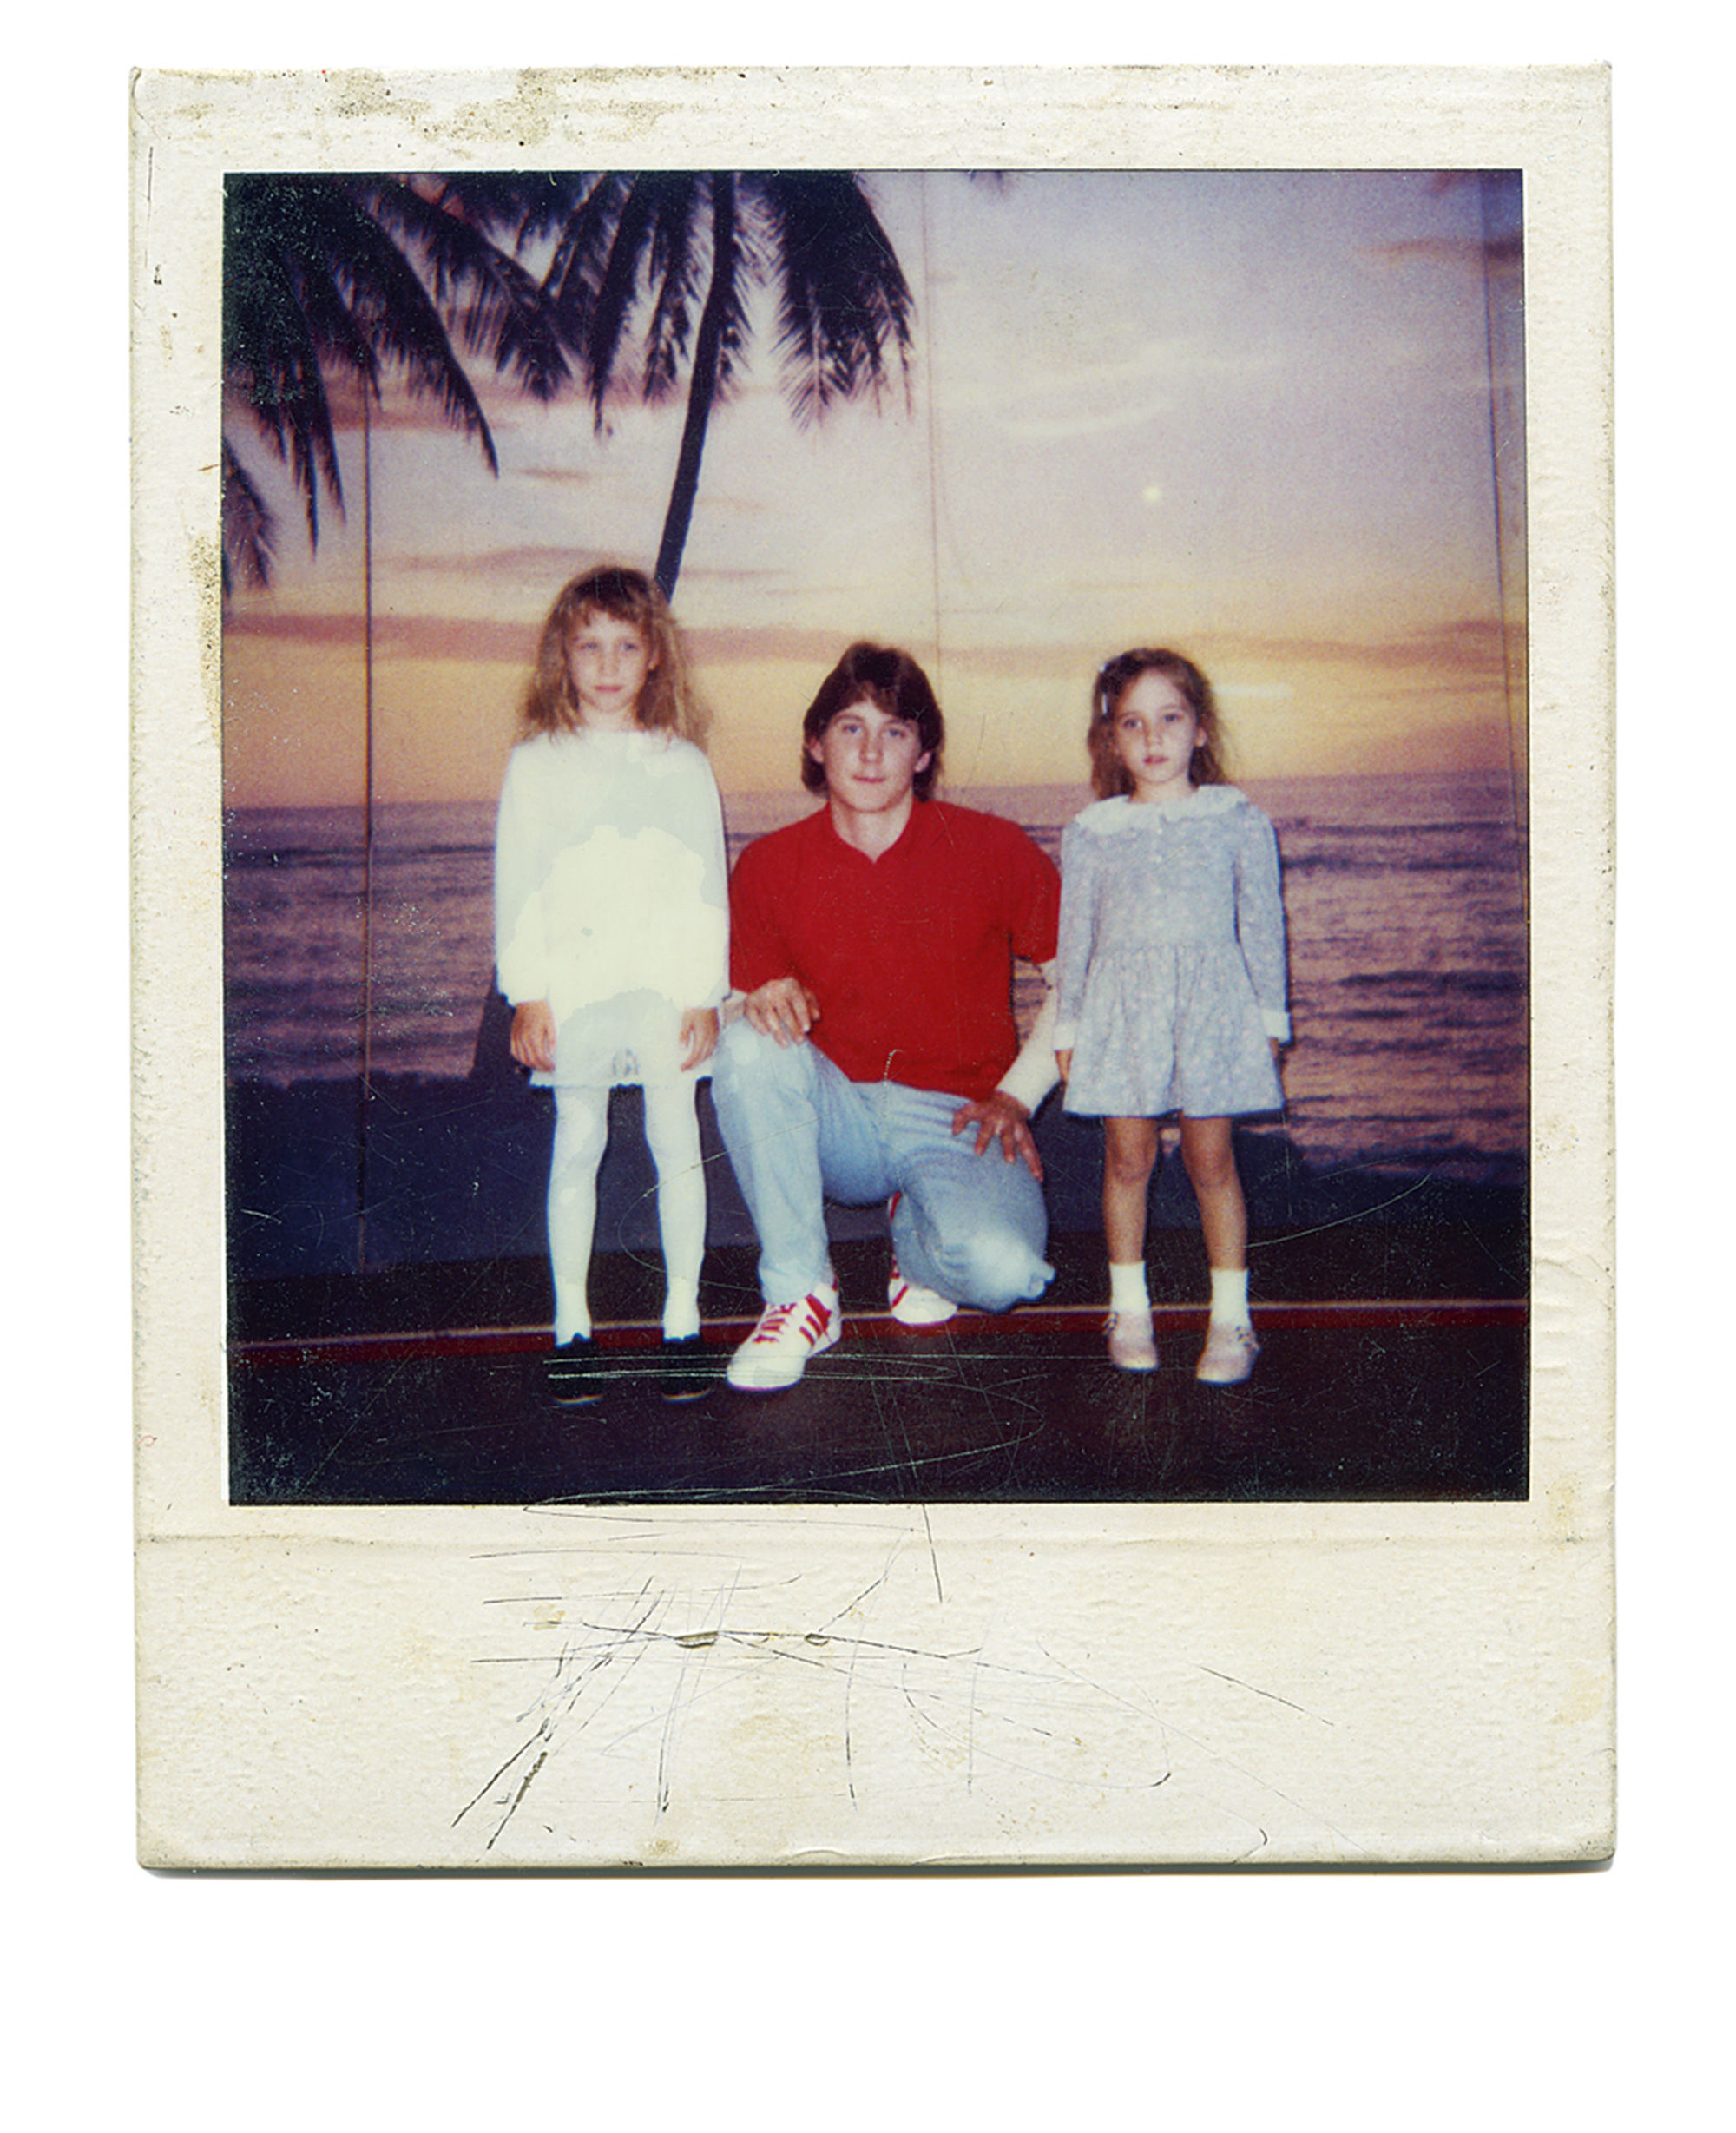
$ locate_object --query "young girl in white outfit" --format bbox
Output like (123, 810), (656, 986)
(494, 566), (727, 1404)
(1055, 648), (1290, 1385)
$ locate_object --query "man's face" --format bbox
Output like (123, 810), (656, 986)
(807, 698), (932, 815)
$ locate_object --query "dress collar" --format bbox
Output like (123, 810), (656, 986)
(1077, 785), (1246, 833)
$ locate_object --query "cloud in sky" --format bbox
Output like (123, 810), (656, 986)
(1228, 619), (1509, 681)
(225, 608), (367, 648)
(226, 608), (535, 664)
(515, 465), (606, 487)
(991, 395), (1179, 445)
(1366, 234), (1523, 273)
(387, 543), (616, 581)
(936, 336), (1277, 446)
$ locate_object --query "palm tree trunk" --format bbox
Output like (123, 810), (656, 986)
(654, 174), (737, 599)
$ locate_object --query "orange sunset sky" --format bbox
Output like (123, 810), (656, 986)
(221, 168), (1525, 811)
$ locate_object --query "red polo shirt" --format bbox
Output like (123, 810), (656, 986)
(729, 799), (1061, 1101)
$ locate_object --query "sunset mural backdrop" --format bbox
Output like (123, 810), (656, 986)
(222, 168), (1525, 814)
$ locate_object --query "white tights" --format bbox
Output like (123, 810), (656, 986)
(548, 1083), (707, 1342)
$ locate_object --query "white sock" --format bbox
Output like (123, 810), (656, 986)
(1108, 1261), (1151, 1315)
(1209, 1267), (1251, 1327)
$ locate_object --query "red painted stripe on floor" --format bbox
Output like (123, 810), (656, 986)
(232, 1294), (1525, 1367)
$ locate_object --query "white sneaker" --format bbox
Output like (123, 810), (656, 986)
(887, 1261), (958, 1328)
(1196, 1320), (1259, 1386)
(1106, 1311), (1159, 1373)
(727, 1289), (842, 1392)
(884, 1192), (958, 1327)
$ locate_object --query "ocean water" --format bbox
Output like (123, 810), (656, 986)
(223, 768), (1528, 1187)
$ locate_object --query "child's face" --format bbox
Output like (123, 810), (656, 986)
(1111, 673), (1201, 801)
(807, 698), (932, 819)
(566, 609), (655, 729)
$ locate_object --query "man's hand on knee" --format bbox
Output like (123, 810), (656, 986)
(743, 976), (823, 1048)
(950, 1091), (1043, 1180)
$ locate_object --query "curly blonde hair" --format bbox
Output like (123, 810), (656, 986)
(523, 565), (710, 746)
(1087, 648), (1228, 800)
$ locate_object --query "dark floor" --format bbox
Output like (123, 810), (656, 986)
(229, 1226), (1529, 1507)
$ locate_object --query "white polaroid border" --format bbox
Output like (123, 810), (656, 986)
(133, 65), (1612, 1867)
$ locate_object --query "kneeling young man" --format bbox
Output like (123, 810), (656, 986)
(713, 642), (1062, 1391)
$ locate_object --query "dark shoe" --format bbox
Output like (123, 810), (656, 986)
(657, 1335), (715, 1404)
(548, 1336), (605, 1406)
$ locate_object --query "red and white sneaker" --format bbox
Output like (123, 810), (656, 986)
(727, 1288), (842, 1392)
(887, 1261), (958, 1328)
(885, 1192), (957, 1327)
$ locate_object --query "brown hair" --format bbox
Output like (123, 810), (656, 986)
(522, 564), (709, 746)
(1087, 648), (1229, 800)
(799, 642), (944, 800)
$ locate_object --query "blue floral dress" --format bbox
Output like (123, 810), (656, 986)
(1055, 785), (1290, 1119)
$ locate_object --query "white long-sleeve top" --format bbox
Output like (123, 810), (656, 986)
(494, 726), (728, 1087)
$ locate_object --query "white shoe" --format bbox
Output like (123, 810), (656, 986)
(727, 1289), (842, 1392)
(887, 1261), (958, 1328)
(884, 1192), (958, 1327)
(1106, 1310), (1159, 1373)
(1196, 1320), (1259, 1386)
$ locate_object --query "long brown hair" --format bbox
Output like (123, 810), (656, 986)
(1087, 648), (1228, 800)
(522, 564), (709, 745)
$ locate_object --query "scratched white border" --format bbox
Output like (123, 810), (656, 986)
(132, 66), (1612, 1866)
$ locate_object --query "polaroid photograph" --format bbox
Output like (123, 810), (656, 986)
(133, 65), (1613, 1866)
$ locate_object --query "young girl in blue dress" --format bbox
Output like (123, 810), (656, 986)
(495, 566), (727, 1403)
(1055, 648), (1290, 1384)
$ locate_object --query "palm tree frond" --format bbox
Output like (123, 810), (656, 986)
(702, 173), (757, 406)
(359, 177), (574, 402)
(224, 170), (575, 592)
(539, 174), (649, 422)
(224, 175), (353, 543)
(285, 182), (501, 473)
(221, 437), (277, 593)
(758, 173), (915, 427)
(418, 170), (589, 248)
(575, 175), (668, 425)
(640, 174), (705, 404)
(540, 173), (628, 313)
(222, 164), (929, 604)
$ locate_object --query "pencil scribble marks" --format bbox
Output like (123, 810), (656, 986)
(455, 1513), (1364, 1859)
(455, 1514), (1184, 1852)
(454, 1574), (667, 1850)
